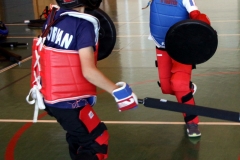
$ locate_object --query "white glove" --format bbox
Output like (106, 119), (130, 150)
(112, 82), (138, 112)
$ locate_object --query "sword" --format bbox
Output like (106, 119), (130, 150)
(138, 97), (240, 122)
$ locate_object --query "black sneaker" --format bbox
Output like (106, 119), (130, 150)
(186, 123), (201, 137)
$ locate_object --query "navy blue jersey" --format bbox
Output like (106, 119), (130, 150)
(44, 8), (96, 51)
(43, 8), (96, 109)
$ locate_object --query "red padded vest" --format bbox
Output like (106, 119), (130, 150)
(26, 8), (100, 122)
(30, 10), (100, 104)
(31, 38), (98, 104)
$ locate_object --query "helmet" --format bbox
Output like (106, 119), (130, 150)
(56, 0), (102, 10)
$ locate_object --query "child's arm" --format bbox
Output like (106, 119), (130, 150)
(189, 10), (211, 25)
(79, 46), (138, 112)
(183, 0), (211, 25)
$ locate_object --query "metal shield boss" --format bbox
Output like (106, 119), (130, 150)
(85, 8), (116, 61)
(165, 19), (218, 65)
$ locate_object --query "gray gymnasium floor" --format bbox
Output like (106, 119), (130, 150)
(1, 0), (240, 160)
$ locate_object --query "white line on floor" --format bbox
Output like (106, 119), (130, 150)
(0, 119), (239, 125)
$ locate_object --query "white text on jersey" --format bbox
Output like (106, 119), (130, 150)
(47, 26), (73, 49)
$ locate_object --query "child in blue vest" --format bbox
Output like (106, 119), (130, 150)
(147, 0), (210, 137)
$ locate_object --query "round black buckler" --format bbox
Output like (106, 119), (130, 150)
(165, 19), (218, 65)
(85, 8), (116, 61)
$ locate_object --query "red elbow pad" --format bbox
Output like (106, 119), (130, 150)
(190, 10), (211, 25)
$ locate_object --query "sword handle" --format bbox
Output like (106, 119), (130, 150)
(138, 99), (144, 104)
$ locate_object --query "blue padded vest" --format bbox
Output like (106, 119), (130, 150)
(150, 0), (189, 47)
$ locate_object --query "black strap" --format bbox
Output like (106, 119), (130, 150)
(181, 92), (193, 103)
(184, 115), (197, 123)
(40, 7), (66, 38)
(78, 122), (108, 155)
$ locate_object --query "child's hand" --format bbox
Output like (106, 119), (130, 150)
(112, 82), (138, 112)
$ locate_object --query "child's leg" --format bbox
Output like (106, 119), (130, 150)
(170, 59), (199, 124)
(155, 47), (174, 95)
(45, 105), (109, 160)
